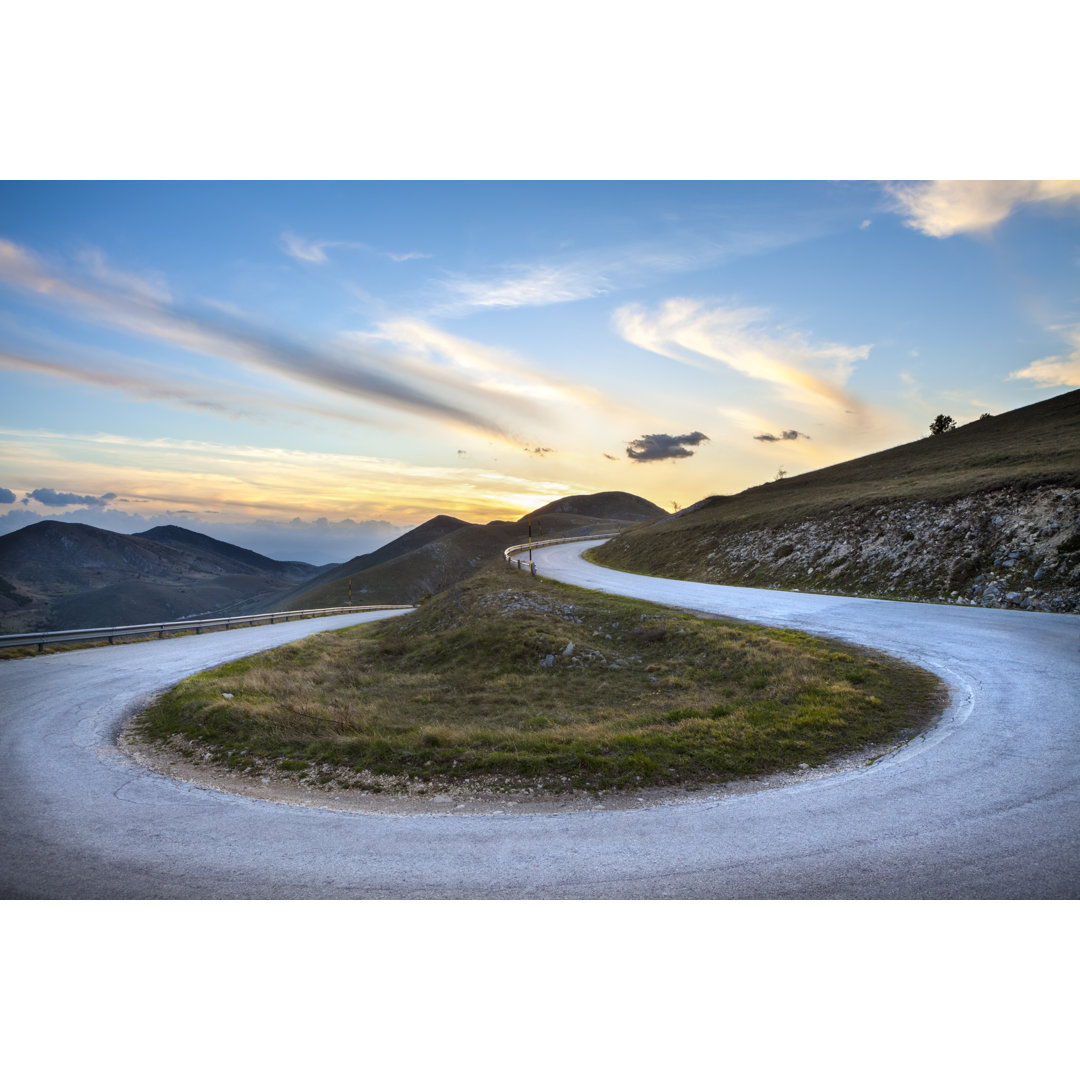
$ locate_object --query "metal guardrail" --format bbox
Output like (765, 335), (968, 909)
(0, 604), (415, 653)
(504, 532), (621, 566)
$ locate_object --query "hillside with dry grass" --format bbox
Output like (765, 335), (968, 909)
(263, 491), (667, 612)
(590, 390), (1080, 613)
(132, 562), (943, 800)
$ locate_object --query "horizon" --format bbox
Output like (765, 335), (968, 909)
(2, 180), (1078, 561)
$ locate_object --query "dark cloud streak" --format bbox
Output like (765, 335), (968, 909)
(754, 429), (810, 442)
(25, 488), (117, 508)
(626, 431), (710, 462)
(0, 238), (514, 439)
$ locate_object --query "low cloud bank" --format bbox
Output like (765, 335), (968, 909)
(24, 488), (117, 508)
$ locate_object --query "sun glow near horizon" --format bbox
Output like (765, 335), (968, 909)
(1, 180), (1077, 561)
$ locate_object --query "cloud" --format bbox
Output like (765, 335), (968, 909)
(614, 298), (868, 410)
(859, 219), (872, 230)
(524, 446), (554, 456)
(0, 237), (515, 438)
(426, 226), (808, 317)
(25, 488), (117, 508)
(0, 488), (15, 503)
(354, 318), (614, 427)
(283, 232), (429, 265)
(281, 232), (345, 263)
(626, 431), (710, 463)
(1008, 328), (1080, 387)
(0, 343), (393, 430)
(603, 453), (618, 461)
(437, 264), (610, 313)
(884, 180), (1080, 238)
(754, 429), (810, 442)
(0, 427), (575, 537)
(77, 248), (172, 302)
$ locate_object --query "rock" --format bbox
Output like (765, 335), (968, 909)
(540, 654), (555, 668)
(562, 642), (575, 657)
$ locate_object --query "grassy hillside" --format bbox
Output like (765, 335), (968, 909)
(132, 561), (943, 798)
(264, 491), (668, 612)
(590, 390), (1080, 610)
(0, 520), (328, 633)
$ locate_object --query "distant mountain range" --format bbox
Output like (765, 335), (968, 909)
(0, 521), (336, 633)
(0, 491), (667, 633)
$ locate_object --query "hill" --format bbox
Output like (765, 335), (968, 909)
(0, 521), (330, 634)
(523, 491), (670, 522)
(590, 390), (1080, 613)
(264, 491), (668, 611)
(135, 524), (331, 580)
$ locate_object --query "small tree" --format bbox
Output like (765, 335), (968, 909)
(929, 414), (957, 436)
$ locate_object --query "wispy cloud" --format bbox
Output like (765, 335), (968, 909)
(282, 232), (430, 265)
(1008, 327), (1080, 387)
(281, 232), (358, 263)
(426, 226), (809, 317)
(884, 180), (1080, 238)
(0, 343), (389, 429)
(360, 318), (607, 411)
(436, 263), (611, 313)
(77, 248), (172, 302)
(0, 238), (517, 439)
(0, 427), (574, 525)
(613, 297), (869, 410)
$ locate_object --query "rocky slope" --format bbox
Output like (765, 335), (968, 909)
(622, 484), (1079, 613)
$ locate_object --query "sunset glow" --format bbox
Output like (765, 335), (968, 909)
(2, 180), (1077, 560)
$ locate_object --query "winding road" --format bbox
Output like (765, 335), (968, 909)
(2, 540), (1078, 898)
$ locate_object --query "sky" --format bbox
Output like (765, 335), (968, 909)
(1, 179), (1078, 561)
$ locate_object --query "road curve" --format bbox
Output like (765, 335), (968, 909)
(2, 542), (1078, 898)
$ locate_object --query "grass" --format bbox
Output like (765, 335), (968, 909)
(588, 389), (1080, 592)
(131, 561), (945, 796)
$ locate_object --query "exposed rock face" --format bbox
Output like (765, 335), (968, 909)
(689, 485), (1080, 613)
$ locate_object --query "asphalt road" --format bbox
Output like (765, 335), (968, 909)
(2, 541), (1078, 898)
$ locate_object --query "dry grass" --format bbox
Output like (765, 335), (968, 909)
(590, 390), (1080, 587)
(133, 562), (944, 795)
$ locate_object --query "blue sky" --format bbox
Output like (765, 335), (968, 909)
(1, 180), (1078, 560)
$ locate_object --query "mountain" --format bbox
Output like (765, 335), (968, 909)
(260, 491), (668, 612)
(522, 491), (670, 522)
(0, 521), (331, 634)
(134, 524), (331, 580)
(589, 390), (1080, 613)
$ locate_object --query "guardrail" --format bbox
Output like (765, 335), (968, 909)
(504, 532), (621, 568)
(0, 604), (415, 654)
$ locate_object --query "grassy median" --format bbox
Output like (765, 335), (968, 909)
(132, 561), (945, 795)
